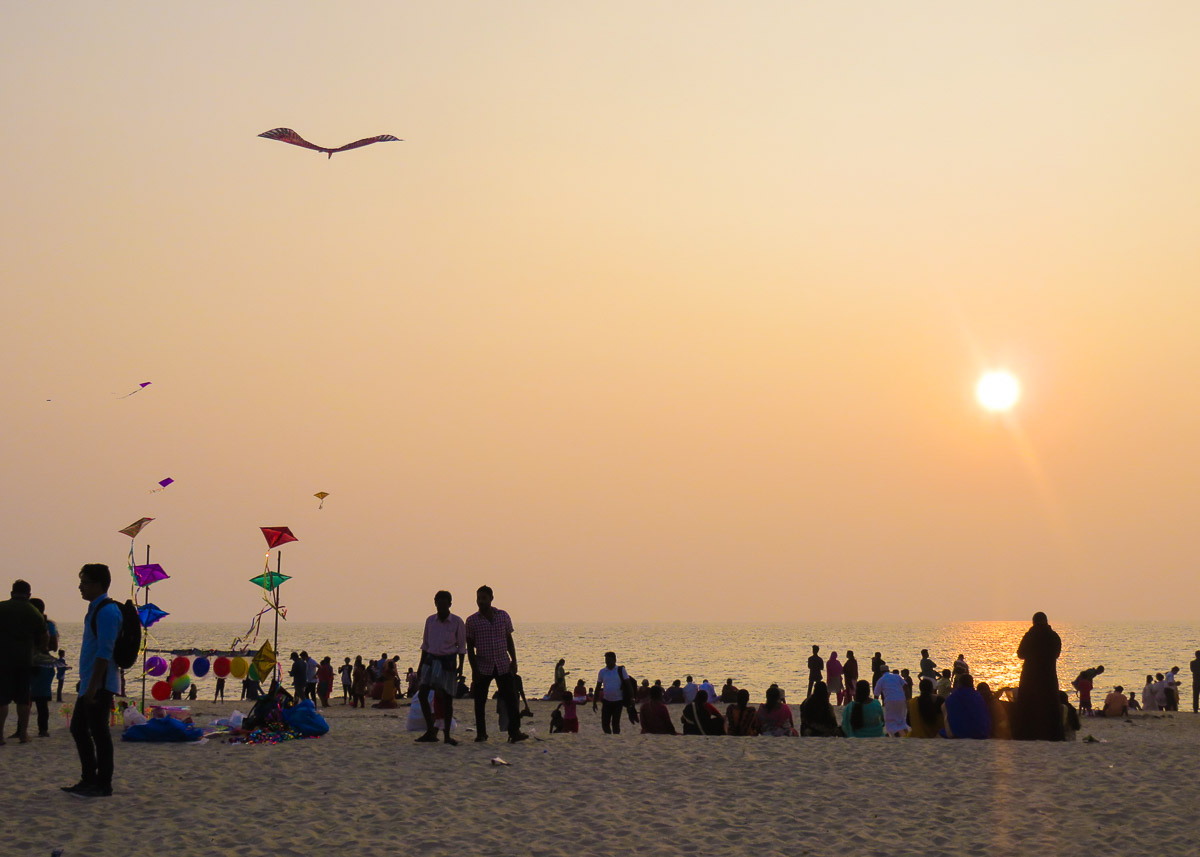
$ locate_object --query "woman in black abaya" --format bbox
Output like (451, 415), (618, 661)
(1012, 611), (1064, 741)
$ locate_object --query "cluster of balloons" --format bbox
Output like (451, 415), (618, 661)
(146, 654), (264, 701)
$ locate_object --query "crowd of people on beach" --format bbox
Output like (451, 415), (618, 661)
(5, 570), (1200, 799)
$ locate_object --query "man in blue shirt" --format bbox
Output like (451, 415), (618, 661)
(62, 563), (122, 798)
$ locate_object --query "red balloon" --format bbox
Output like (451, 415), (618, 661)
(213, 656), (231, 678)
(151, 681), (172, 701)
(170, 656), (190, 677)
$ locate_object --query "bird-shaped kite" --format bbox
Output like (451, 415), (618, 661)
(258, 128), (402, 159)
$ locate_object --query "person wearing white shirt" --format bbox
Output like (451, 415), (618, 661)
(683, 676), (698, 704)
(874, 670), (909, 736)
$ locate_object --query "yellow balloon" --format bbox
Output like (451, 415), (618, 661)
(229, 657), (248, 679)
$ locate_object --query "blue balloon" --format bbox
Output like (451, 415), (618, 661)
(193, 656), (211, 678)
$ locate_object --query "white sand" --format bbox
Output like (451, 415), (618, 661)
(3, 699), (1198, 856)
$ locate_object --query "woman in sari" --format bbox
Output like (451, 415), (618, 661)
(841, 680), (884, 738)
(825, 653), (844, 705)
(906, 678), (944, 738)
(755, 685), (797, 736)
(681, 690), (725, 735)
(725, 689), (759, 736)
(799, 680), (840, 736)
(372, 660), (400, 709)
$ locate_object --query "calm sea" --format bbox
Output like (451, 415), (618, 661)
(52, 620), (1200, 702)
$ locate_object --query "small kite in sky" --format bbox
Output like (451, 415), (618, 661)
(260, 526), (298, 549)
(119, 517), (154, 539)
(258, 127), (402, 159)
(117, 382), (152, 399)
(150, 477), (174, 493)
(314, 491), (329, 509)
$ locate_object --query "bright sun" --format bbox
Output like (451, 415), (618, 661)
(976, 370), (1020, 412)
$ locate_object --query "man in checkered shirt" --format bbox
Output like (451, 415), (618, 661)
(465, 585), (527, 743)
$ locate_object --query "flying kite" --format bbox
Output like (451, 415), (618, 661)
(314, 491), (329, 509)
(117, 382), (152, 399)
(150, 477), (174, 493)
(138, 603), (169, 628)
(260, 526), (298, 549)
(119, 517), (155, 539)
(258, 127), (402, 159)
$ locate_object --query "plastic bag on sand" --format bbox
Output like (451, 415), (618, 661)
(229, 710), (244, 729)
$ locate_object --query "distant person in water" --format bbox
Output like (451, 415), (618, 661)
(639, 685), (677, 735)
(1012, 612), (1064, 741)
(416, 590), (466, 746)
(806, 646), (824, 697)
(1073, 665), (1104, 711)
(943, 674), (991, 739)
(842, 680), (884, 738)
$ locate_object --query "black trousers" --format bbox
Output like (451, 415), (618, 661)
(473, 671), (520, 738)
(70, 691), (114, 788)
(601, 699), (624, 734)
(1192, 682), (1198, 713)
(33, 697), (49, 735)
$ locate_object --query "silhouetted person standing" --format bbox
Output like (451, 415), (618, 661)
(1012, 611), (1064, 741)
(465, 585), (527, 744)
(806, 646), (824, 698)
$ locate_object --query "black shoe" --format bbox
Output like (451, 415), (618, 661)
(60, 781), (92, 794)
(69, 784), (112, 799)
(474, 734), (489, 743)
(508, 731), (529, 743)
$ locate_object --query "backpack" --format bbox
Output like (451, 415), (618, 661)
(90, 598), (142, 670)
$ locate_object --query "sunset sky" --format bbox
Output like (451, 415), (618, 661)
(4, 2), (1199, 623)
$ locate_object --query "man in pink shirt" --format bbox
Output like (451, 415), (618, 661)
(415, 590), (466, 745)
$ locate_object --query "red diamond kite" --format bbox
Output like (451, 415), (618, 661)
(258, 127), (402, 159)
(260, 526), (298, 549)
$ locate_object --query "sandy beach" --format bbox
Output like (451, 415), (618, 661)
(3, 698), (1198, 856)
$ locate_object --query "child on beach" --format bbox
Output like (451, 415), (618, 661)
(553, 696), (579, 733)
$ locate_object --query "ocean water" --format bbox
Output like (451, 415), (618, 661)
(52, 620), (1200, 703)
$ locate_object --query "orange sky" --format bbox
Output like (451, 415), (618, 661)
(3, 3), (1199, 622)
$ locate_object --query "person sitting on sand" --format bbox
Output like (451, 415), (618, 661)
(725, 688), (758, 736)
(798, 680), (840, 737)
(842, 680), (884, 738)
(681, 689), (724, 735)
(554, 694), (580, 733)
(372, 660), (400, 708)
(699, 678), (717, 703)
(1102, 686), (1128, 718)
(663, 679), (684, 704)
(720, 678), (739, 703)
(639, 684), (677, 735)
(907, 678), (944, 739)
(1060, 691), (1081, 741)
(755, 685), (797, 737)
(572, 679), (588, 703)
(942, 674), (991, 739)
(637, 679), (651, 703)
(683, 676), (698, 704)
(977, 682), (1010, 739)
(1127, 689), (1141, 711)
(936, 668), (953, 699)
